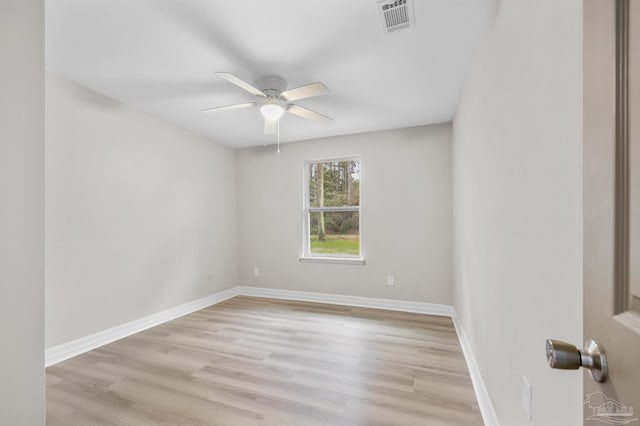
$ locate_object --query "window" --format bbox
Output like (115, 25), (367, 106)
(302, 157), (362, 263)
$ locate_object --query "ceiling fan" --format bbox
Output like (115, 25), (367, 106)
(202, 73), (332, 134)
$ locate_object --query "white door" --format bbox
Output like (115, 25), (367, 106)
(582, 0), (640, 424)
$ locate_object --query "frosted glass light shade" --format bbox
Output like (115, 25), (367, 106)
(260, 103), (285, 120)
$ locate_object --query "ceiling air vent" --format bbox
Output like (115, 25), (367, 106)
(378, 0), (413, 33)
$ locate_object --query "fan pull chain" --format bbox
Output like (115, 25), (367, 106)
(277, 120), (281, 154)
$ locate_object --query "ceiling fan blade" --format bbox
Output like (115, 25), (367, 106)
(216, 72), (266, 98)
(201, 102), (256, 113)
(287, 104), (333, 123)
(264, 118), (278, 134)
(281, 82), (329, 102)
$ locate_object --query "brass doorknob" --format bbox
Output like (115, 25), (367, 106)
(545, 339), (608, 383)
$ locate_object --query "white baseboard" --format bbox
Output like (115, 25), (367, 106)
(45, 287), (239, 367)
(236, 286), (454, 316)
(44, 285), (498, 425)
(451, 308), (500, 426)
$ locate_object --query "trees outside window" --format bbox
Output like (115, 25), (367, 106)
(305, 158), (360, 257)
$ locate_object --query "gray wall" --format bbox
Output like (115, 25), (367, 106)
(45, 74), (238, 347)
(0, 0), (45, 423)
(236, 124), (452, 304)
(452, 0), (583, 424)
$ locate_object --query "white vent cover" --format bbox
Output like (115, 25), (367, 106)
(378, 0), (413, 33)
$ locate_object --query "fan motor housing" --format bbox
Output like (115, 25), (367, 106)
(256, 76), (286, 95)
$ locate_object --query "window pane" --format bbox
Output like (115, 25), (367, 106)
(309, 160), (360, 208)
(309, 211), (359, 255)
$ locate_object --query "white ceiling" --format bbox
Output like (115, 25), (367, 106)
(46, 0), (496, 149)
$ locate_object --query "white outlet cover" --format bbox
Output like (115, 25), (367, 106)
(521, 376), (532, 421)
(254, 268), (260, 277)
(387, 275), (394, 286)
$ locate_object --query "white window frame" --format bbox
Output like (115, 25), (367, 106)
(299, 156), (365, 265)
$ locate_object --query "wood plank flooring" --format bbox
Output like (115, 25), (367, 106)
(46, 296), (483, 425)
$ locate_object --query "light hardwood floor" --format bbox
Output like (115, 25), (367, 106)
(46, 296), (483, 425)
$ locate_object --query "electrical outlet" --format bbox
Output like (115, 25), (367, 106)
(387, 275), (394, 286)
(253, 267), (260, 277)
(522, 375), (532, 421)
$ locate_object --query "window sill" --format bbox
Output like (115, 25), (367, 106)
(299, 256), (366, 265)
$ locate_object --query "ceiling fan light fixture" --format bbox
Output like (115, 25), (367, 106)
(260, 103), (285, 121)
(204, 73), (333, 134)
